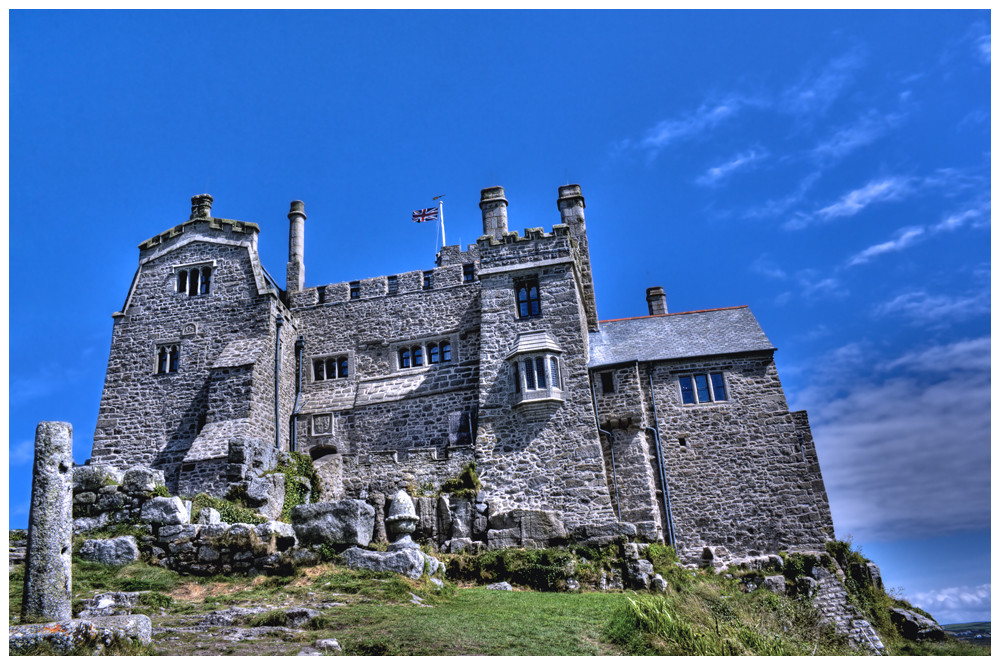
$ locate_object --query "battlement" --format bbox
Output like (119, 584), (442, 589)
(137, 217), (260, 251)
(289, 262), (475, 309)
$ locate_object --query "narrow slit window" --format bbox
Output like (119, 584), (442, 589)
(317, 286), (327, 304)
(387, 275), (398, 295)
(314, 359), (326, 380)
(514, 362), (521, 393)
(524, 359), (536, 390)
(349, 281), (360, 300)
(177, 270), (188, 293)
(600, 371), (615, 395)
(463, 263), (475, 282)
(168, 346), (179, 373)
(423, 271), (433, 290)
(412, 346), (423, 366)
(550, 357), (561, 389)
(535, 357), (547, 389)
(188, 269), (199, 295)
(157, 347), (168, 374)
(428, 343), (440, 364)
(338, 357), (349, 378)
(695, 374), (711, 402)
(399, 348), (411, 368)
(441, 342), (452, 362)
(325, 358), (337, 380)
(199, 266), (211, 294)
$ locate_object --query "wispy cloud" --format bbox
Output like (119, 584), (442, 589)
(696, 148), (768, 186)
(751, 256), (847, 303)
(976, 33), (990, 63)
(745, 172), (821, 220)
(847, 227), (925, 265)
(907, 584), (991, 624)
(811, 110), (903, 163)
(814, 177), (911, 221)
(637, 96), (750, 157)
(778, 48), (865, 116)
(804, 338), (991, 542)
(874, 291), (989, 327)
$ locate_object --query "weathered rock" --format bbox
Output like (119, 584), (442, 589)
(285, 607), (321, 628)
(486, 581), (513, 591)
(763, 575), (786, 595)
(120, 467), (166, 495)
(22, 421), (74, 624)
(197, 507), (222, 525)
(315, 638), (342, 653)
(9, 615), (152, 655)
(796, 576), (819, 597)
(341, 546), (427, 579)
(77, 591), (140, 618)
(256, 520), (297, 551)
(74, 514), (110, 533)
(140, 496), (188, 525)
(625, 558), (655, 589)
(891, 607), (945, 641)
(73, 464), (123, 492)
(292, 500), (375, 547)
(78, 537), (140, 567)
(651, 574), (667, 592)
(451, 498), (473, 539)
(487, 508), (567, 548)
(244, 473), (286, 520)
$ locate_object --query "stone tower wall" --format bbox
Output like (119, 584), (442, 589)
(91, 237), (278, 491)
(474, 231), (616, 533)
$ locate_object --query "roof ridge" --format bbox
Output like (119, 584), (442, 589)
(599, 305), (749, 324)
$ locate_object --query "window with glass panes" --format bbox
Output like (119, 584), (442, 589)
(515, 278), (541, 319)
(314, 355), (350, 381)
(678, 372), (727, 404)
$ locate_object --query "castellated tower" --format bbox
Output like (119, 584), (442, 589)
(90, 184), (834, 563)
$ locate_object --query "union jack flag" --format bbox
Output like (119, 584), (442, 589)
(412, 207), (439, 223)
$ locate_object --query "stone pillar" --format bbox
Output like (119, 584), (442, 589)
(190, 193), (213, 220)
(557, 183), (599, 331)
(22, 421), (74, 623)
(286, 200), (306, 292)
(480, 186), (509, 241)
(646, 286), (668, 315)
(557, 184), (586, 228)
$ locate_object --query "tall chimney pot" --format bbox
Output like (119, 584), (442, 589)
(287, 200), (307, 293)
(190, 194), (213, 220)
(646, 286), (668, 316)
(480, 186), (509, 241)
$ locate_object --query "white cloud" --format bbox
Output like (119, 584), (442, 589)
(638, 97), (750, 157)
(804, 338), (991, 543)
(750, 255), (787, 280)
(745, 172), (821, 220)
(976, 34), (990, 63)
(933, 202), (990, 232)
(778, 49), (865, 115)
(874, 292), (989, 327)
(907, 584), (991, 625)
(696, 149), (768, 186)
(811, 111), (902, 162)
(847, 227), (925, 265)
(814, 177), (911, 221)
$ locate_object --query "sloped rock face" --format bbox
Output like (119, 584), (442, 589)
(486, 508), (567, 549)
(341, 547), (442, 580)
(291, 500), (375, 547)
(891, 607), (945, 641)
(79, 536), (140, 567)
(140, 497), (188, 526)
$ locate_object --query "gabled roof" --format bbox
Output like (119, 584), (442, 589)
(588, 306), (775, 368)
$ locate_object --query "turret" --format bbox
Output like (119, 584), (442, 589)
(480, 186), (509, 241)
(287, 200), (306, 293)
(557, 184), (599, 331)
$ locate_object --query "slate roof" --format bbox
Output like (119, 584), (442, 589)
(588, 306), (775, 368)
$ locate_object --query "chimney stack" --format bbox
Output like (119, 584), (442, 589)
(480, 186), (509, 240)
(190, 194), (213, 220)
(557, 184), (585, 228)
(646, 286), (668, 315)
(287, 200), (306, 293)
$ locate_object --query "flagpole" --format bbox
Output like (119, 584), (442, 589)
(439, 199), (446, 248)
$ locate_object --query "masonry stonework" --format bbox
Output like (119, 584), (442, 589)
(88, 185), (835, 564)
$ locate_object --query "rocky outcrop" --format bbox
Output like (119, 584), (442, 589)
(291, 500), (375, 547)
(9, 616), (152, 655)
(891, 607), (945, 641)
(79, 536), (140, 567)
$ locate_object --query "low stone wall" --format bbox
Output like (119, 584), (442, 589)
(148, 521), (298, 576)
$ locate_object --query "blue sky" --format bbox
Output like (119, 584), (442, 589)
(9, 10), (990, 624)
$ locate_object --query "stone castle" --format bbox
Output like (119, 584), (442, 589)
(89, 185), (834, 563)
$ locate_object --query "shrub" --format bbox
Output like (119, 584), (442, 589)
(139, 591), (174, 609)
(440, 462), (481, 500)
(446, 547), (574, 590)
(152, 484), (170, 497)
(191, 493), (265, 525)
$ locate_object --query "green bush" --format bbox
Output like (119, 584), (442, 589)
(440, 462), (481, 500)
(152, 484), (170, 497)
(139, 591), (174, 608)
(446, 547), (574, 590)
(191, 493), (265, 525)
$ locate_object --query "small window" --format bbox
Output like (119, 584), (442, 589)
(428, 343), (440, 364)
(399, 348), (411, 369)
(514, 363), (521, 393)
(550, 357), (561, 390)
(524, 360), (536, 390)
(510, 351), (564, 405)
(441, 342), (451, 362)
(175, 265), (212, 297)
(600, 371), (615, 395)
(349, 281), (360, 300)
(678, 372), (728, 404)
(317, 286), (327, 304)
(463, 263), (475, 283)
(413, 346), (423, 366)
(396, 339), (454, 371)
(387, 275), (398, 295)
(423, 271), (433, 290)
(156, 344), (179, 374)
(516, 278), (541, 319)
(534, 357), (547, 389)
(314, 355), (349, 381)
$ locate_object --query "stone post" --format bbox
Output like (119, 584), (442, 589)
(190, 193), (213, 220)
(286, 200), (306, 293)
(646, 286), (668, 315)
(480, 186), (509, 241)
(22, 421), (74, 623)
